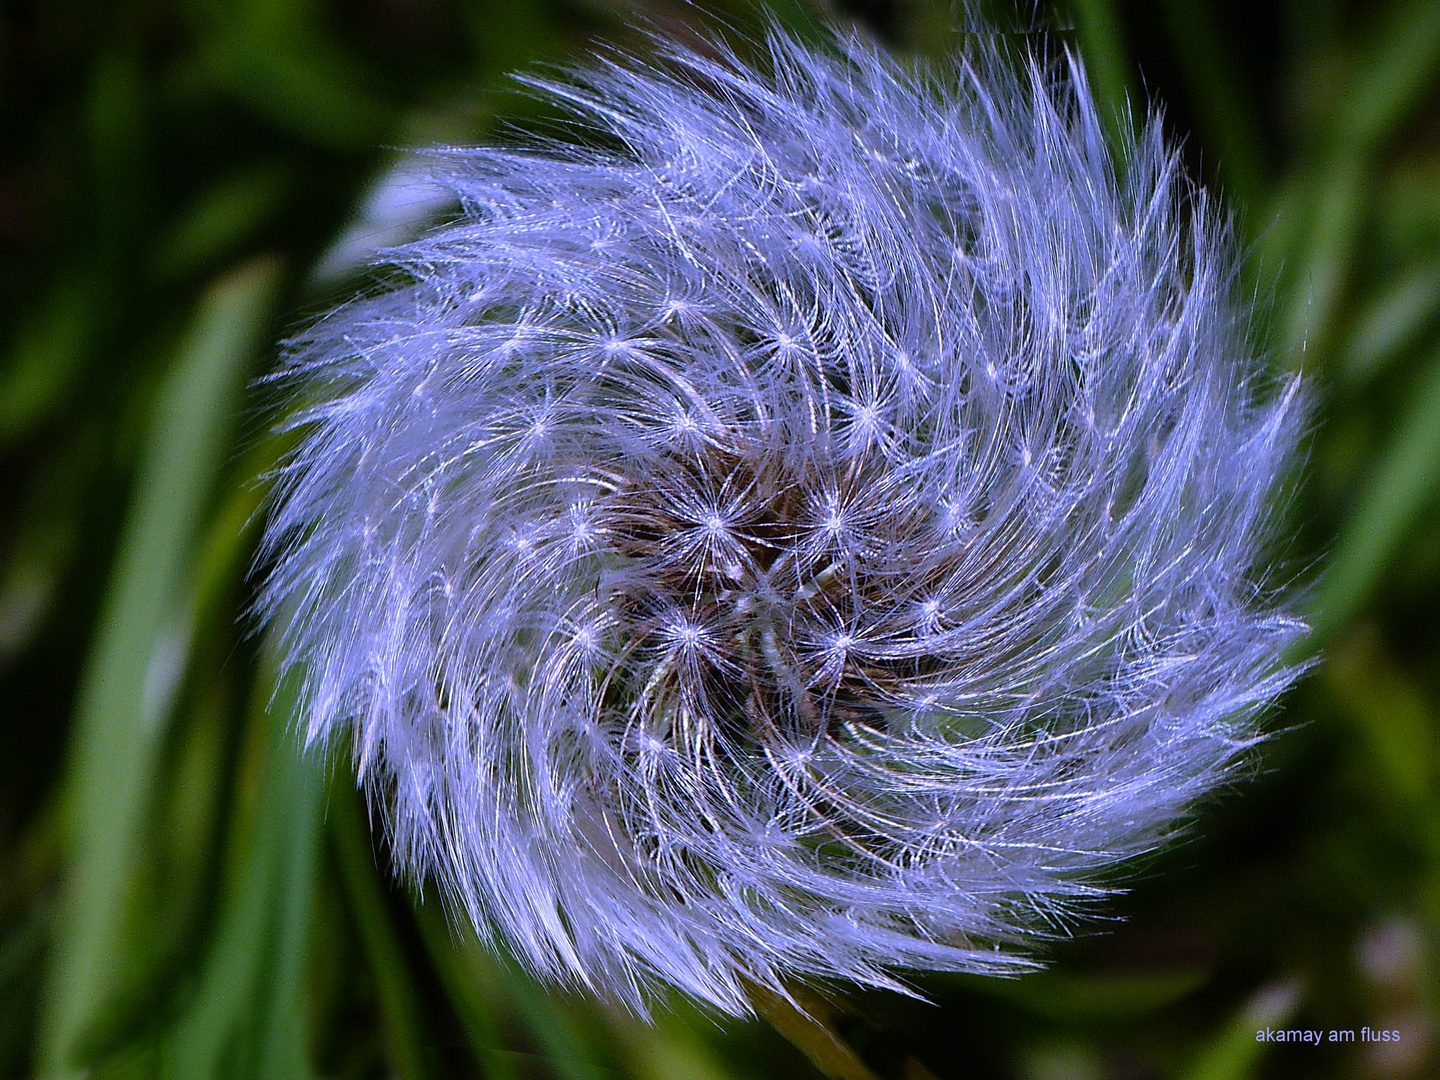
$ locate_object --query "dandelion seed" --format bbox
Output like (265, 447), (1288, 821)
(259, 25), (1307, 1016)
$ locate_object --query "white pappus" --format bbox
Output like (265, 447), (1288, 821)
(257, 26), (1307, 1015)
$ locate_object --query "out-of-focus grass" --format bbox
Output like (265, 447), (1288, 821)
(1, 1), (1438, 1079)
(38, 259), (279, 1078)
(161, 660), (324, 1080)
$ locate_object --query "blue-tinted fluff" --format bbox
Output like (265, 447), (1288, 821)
(258, 29), (1306, 1015)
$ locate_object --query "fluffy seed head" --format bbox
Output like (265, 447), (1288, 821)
(258, 28), (1306, 1014)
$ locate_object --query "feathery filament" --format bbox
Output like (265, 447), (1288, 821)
(259, 28), (1306, 1014)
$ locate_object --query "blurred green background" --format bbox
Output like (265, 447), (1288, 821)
(2, 1), (1438, 1077)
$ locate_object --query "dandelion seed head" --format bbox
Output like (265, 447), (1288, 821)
(259, 27), (1307, 1015)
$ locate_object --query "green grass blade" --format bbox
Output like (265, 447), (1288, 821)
(947, 967), (1211, 1022)
(416, 905), (611, 1080)
(1175, 980), (1301, 1080)
(1160, 0), (1268, 207)
(0, 274), (97, 449)
(1277, 159), (1367, 359)
(86, 49), (149, 256)
(1315, 342), (1440, 637)
(162, 662), (324, 1080)
(36, 258), (280, 1078)
(414, 903), (518, 1080)
(1330, 0), (1440, 155)
(0, 437), (89, 662)
(1070, 0), (1137, 154)
(331, 784), (432, 1080)
(193, 25), (394, 150)
(1341, 263), (1440, 385)
(152, 166), (290, 283)
(255, 682), (324, 1080)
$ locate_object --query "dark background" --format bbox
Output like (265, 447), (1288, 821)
(1, 1), (1437, 1077)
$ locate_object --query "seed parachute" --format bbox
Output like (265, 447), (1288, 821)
(258, 26), (1306, 1015)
